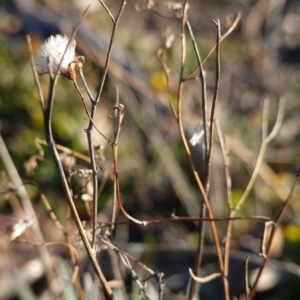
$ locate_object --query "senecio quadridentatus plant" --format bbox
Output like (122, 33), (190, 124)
(36, 34), (85, 82)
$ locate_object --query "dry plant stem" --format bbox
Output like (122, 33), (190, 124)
(43, 77), (115, 299)
(26, 35), (45, 110)
(209, 19), (231, 300)
(107, 251), (128, 299)
(103, 238), (158, 275)
(79, 70), (94, 102)
(72, 74), (99, 244)
(208, 20), (221, 172)
(72, 78), (111, 247)
(245, 256), (250, 300)
(95, 0), (126, 103)
(186, 16), (227, 300)
(31, 8), (115, 297)
(66, 206), (83, 300)
(185, 18), (209, 300)
(111, 105), (144, 225)
(141, 215), (270, 225)
(189, 269), (223, 283)
(249, 165), (300, 299)
(217, 121), (233, 299)
(186, 20), (208, 172)
(224, 97), (285, 299)
(0, 134), (56, 297)
(85, 125), (98, 248)
(84, 0), (126, 246)
(98, 0), (116, 22)
(102, 238), (162, 299)
(111, 87), (120, 229)
(177, 4), (224, 299)
(186, 12), (241, 81)
(119, 253), (153, 299)
(216, 122), (232, 210)
(235, 96), (285, 212)
(40, 192), (66, 234)
(158, 273), (165, 300)
(36, 138), (114, 180)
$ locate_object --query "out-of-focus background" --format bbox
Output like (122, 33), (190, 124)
(1, 0), (300, 299)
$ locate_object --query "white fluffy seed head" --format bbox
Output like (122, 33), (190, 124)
(36, 34), (76, 79)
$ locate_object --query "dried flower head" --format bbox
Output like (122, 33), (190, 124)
(36, 34), (77, 79)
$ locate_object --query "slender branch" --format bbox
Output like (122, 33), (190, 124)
(79, 69), (94, 103)
(249, 165), (300, 299)
(207, 19), (221, 175)
(44, 80), (115, 298)
(177, 6), (224, 300)
(29, 7), (116, 298)
(245, 256), (250, 300)
(217, 120), (233, 300)
(235, 96), (286, 212)
(84, 0), (126, 246)
(98, 0), (116, 23)
(111, 87), (120, 229)
(95, 0), (126, 103)
(223, 96), (285, 300)
(186, 16), (226, 300)
(72, 78), (111, 143)
(186, 18), (208, 300)
(110, 105), (144, 225)
(186, 20), (208, 170)
(26, 35), (45, 110)
(216, 122), (232, 210)
(186, 11), (241, 80)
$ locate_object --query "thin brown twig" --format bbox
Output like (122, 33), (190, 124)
(186, 11), (241, 81)
(208, 19), (221, 174)
(72, 78), (111, 144)
(36, 138), (114, 180)
(39, 192), (66, 235)
(79, 69), (94, 103)
(235, 96), (286, 212)
(186, 17), (209, 300)
(216, 122), (232, 210)
(218, 121), (233, 297)
(186, 16), (227, 300)
(84, 0), (126, 247)
(44, 87), (115, 298)
(134, 214), (271, 225)
(111, 87), (120, 229)
(209, 18), (231, 300)
(26, 35), (45, 110)
(98, 0), (116, 23)
(245, 256), (250, 300)
(186, 19), (208, 171)
(30, 6), (116, 298)
(66, 206), (84, 299)
(110, 105), (144, 225)
(84, 215), (271, 228)
(102, 237), (164, 299)
(95, 0), (126, 104)
(249, 165), (300, 299)
(223, 97), (285, 300)
(177, 5), (224, 300)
